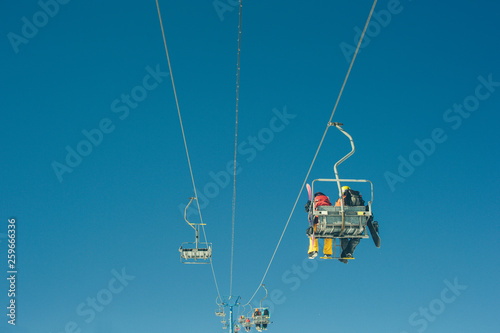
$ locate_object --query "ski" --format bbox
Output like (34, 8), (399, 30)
(306, 183), (316, 255)
(367, 216), (381, 248)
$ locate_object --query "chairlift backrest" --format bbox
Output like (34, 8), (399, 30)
(253, 307), (271, 325)
(310, 178), (373, 238)
(179, 242), (212, 264)
(314, 205), (370, 238)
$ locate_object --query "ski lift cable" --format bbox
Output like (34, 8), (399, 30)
(202, 224), (223, 298)
(230, 0), (243, 298)
(155, 0), (222, 301)
(243, 0), (378, 306)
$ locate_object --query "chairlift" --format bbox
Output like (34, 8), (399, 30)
(242, 319), (253, 331)
(252, 285), (272, 331)
(309, 123), (381, 259)
(215, 300), (226, 317)
(240, 304), (253, 332)
(179, 197), (213, 264)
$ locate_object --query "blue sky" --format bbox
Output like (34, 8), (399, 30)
(1, 0), (499, 332)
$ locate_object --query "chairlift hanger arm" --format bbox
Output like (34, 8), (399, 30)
(184, 197), (197, 230)
(259, 284), (268, 309)
(183, 197), (206, 230)
(329, 122), (355, 199)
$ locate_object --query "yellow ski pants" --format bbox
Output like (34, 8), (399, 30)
(308, 225), (333, 255)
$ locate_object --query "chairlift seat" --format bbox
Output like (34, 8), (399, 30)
(253, 315), (271, 325)
(179, 242), (212, 264)
(253, 308), (271, 326)
(313, 205), (371, 238)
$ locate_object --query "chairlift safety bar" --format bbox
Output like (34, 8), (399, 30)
(311, 178), (373, 215)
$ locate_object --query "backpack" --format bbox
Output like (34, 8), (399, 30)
(345, 189), (365, 206)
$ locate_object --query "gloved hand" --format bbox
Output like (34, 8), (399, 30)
(306, 226), (313, 236)
(305, 200), (311, 212)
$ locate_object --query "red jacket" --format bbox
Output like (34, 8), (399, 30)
(312, 194), (331, 225)
(314, 194), (332, 208)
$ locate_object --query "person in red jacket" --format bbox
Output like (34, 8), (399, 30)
(244, 318), (252, 332)
(306, 192), (334, 259)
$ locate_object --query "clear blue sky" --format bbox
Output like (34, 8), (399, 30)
(1, 0), (499, 332)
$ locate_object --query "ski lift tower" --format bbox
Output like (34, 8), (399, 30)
(220, 296), (241, 332)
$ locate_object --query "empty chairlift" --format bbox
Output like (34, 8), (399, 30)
(179, 197), (212, 264)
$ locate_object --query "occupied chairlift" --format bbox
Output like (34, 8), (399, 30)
(253, 285), (272, 331)
(241, 304), (253, 331)
(242, 319), (253, 332)
(237, 306), (246, 324)
(310, 123), (381, 260)
(179, 197), (212, 264)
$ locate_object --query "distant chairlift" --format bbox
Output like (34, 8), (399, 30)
(215, 297), (226, 317)
(242, 319), (253, 331)
(253, 285), (272, 331)
(215, 307), (226, 317)
(241, 304), (254, 331)
(221, 319), (228, 330)
(179, 197), (212, 264)
(309, 122), (380, 260)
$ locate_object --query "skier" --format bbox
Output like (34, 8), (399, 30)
(253, 309), (262, 331)
(262, 308), (270, 329)
(244, 317), (252, 332)
(335, 186), (363, 263)
(305, 192), (334, 259)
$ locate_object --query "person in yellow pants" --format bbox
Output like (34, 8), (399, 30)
(307, 192), (334, 259)
(308, 225), (333, 259)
